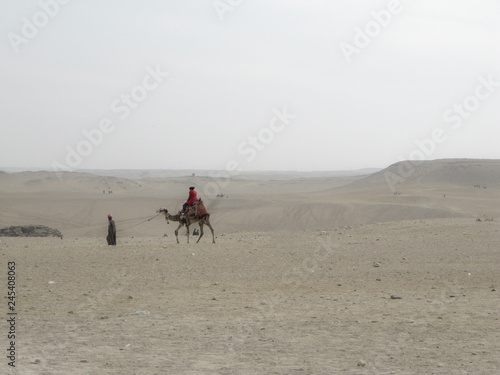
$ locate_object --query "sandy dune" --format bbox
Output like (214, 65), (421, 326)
(1, 159), (499, 237)
(1, 159), (499, 374)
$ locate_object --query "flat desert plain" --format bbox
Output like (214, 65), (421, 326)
(1, 159), (499, 375)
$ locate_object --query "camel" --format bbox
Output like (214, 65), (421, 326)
(157, 207), (215, 244)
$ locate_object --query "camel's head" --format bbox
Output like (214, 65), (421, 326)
(157, 208), (169, 221)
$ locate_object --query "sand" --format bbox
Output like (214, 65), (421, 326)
(1, 159), (499, 374)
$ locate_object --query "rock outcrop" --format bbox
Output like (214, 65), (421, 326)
(0, 225), (63, 238)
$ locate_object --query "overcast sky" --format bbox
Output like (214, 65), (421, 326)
(1, 0), (499, 172)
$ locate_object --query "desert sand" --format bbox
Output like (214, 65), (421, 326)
(1, 159), (499, 374)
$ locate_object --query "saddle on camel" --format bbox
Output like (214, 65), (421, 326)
(182, 199), (209, 225)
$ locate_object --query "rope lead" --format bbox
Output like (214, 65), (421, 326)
(116, 213), (160, 232)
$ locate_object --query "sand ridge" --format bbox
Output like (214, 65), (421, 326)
(1, 159), (499, 238)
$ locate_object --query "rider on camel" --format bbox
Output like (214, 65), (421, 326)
(181, 187), (198, 218)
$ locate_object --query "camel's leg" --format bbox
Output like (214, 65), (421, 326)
(186, 225), (190, 244)
(175, 223), (183, 244)
(197, 223), (204, 243)
(206, 219), (215, 243)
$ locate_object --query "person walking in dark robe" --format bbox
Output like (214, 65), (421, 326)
(107, 214), (117, 245)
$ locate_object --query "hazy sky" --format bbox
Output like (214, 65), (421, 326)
(1, 0), (499, 172)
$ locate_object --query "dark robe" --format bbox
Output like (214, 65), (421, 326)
(107, 219), (116, 245)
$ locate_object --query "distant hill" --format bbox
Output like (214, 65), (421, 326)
(343, 159), (500, 191)
(0, 171), (143, 194)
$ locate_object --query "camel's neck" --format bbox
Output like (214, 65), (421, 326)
(167, 213), (181, 221)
